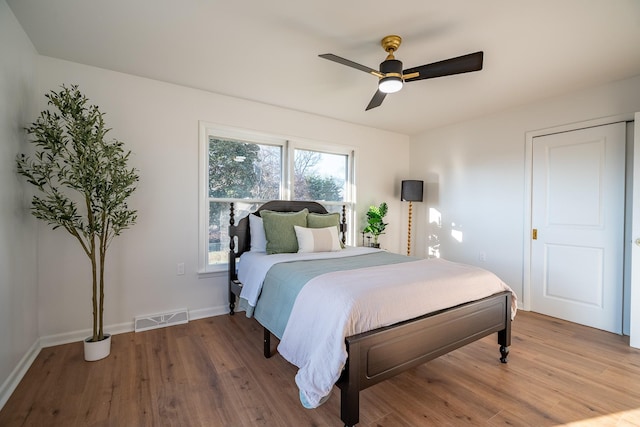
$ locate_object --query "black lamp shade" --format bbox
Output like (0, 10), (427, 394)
(401, 180), (424, 202)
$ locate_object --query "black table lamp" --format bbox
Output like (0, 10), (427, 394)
(401, 180), (424, 256)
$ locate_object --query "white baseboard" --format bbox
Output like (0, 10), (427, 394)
(39, 320), (135, 348)
(40, 305), (229, 346)
(0, 339), (40, 411)
(189, 304), (229, 320)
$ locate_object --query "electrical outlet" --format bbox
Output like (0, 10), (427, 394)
(177, 262), (185, 275)
(478, 252), (487, 262)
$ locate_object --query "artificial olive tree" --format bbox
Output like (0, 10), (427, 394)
(16, 85), (139, 342)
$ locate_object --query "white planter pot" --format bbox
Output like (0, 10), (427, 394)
(84, 334), (111, 361)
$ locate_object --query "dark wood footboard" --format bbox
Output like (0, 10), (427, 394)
(261, 291), (512, 426)
(337, 291), (512, 427)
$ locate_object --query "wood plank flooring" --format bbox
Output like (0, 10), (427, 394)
(1, 311), (640, 426)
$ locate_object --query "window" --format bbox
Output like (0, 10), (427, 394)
(199, 123), (354, 272)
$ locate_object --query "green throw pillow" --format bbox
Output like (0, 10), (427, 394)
(261, 209), (309, 254)
(307, 212), (343, 248)
(307, 212), (340, 229)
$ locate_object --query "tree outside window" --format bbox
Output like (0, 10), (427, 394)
(293, 149), (345, 203)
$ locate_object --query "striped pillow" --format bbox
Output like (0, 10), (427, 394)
(294, 225), (342, 253)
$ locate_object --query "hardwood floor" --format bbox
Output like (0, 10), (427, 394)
(1, 311), (640, 426)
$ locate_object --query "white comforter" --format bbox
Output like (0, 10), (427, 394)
(277, 257), (517, 409)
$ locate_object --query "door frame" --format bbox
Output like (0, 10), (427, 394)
(523, 114), (636, 340)
(630, 113), (640, 347)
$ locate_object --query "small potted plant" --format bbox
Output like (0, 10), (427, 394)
(363, 202), (388, 248)
(16, 85), (139, 361)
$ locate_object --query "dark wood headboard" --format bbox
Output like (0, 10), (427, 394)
(229, 200), (332, 257)
(227, 200), (347, 286)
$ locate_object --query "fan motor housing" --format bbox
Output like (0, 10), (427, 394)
(380, 59), (403, 78)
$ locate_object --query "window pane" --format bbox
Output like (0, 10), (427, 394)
(208, 201), (261, 265)
(208, 201), (227, 265)
(209, 137), (282, 199)
(293, 149), (347, 201)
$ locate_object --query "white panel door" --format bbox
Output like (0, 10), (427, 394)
(531, 122), (625, 333)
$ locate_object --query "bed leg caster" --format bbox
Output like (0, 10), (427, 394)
(500, 345), (509, 363)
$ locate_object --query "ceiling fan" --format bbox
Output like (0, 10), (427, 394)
(319, 35), (483, 111)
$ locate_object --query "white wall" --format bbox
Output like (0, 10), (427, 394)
(35, 56), (410, 342)
(0, 0), (39, 408)
(410, 74), (640, 306)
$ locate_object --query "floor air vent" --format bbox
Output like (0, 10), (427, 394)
(134, 308), (189, 332)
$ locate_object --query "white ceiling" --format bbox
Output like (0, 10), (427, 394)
(7, 0), (640, 135)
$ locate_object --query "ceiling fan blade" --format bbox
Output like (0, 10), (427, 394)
(365, 90), (387, 111)
(403, 51), (483, 82)
(319, 54), (383, 78)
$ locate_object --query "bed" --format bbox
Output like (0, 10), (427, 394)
(228, 200), (515, 427)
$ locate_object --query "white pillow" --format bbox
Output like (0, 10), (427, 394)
(294, 225), (342, 253)
(249, 214), (267, 252)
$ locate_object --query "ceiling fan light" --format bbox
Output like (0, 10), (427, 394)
(379, 76), (403, 94)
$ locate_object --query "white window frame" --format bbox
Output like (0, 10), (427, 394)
(198, 121), (356, 274)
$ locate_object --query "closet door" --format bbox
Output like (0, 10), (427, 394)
(530, 122), (625, 333)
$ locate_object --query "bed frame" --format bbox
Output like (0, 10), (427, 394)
(228, 200), (511, 427)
